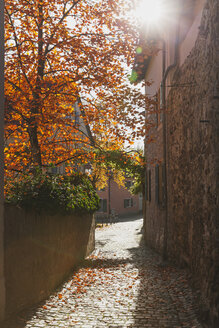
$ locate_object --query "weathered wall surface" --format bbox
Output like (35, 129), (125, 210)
(4, 205), (95, 317)
(167, 0), (219, 326)
(144, 122), (166, 253)
(97, 180), (140, 217)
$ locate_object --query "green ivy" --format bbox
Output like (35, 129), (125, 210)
(5, 172), (100, 215)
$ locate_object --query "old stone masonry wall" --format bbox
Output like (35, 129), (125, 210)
(166, 0), (219, 327)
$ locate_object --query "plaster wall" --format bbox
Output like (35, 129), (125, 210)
(97, 180), (140, 217)
(179, 0), (206, 65)
(4, 206), (95, 317)
(145, 44), (163, 96)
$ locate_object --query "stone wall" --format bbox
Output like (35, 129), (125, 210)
(144, 121), (166, 253)
(4, 205), (95, 317)
(167, 0), (219, 326)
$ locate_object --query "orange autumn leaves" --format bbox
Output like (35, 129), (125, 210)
(41, 252), (141, 313)
(4, 0), (154, 178)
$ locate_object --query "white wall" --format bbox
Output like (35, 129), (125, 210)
(144, 0), (206, 100)
(179, 0), (206, 66)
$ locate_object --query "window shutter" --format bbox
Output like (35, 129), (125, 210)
(103, 199), (107, 212)
(145, 171), (148, 200)
(148, 169), (151, 201)
(159, 165), (163, 204)
(160, 84), (163, 122)
(155, 165), (159, 204)
(124, 199), (133, 208)
(97, 199), (102, 212)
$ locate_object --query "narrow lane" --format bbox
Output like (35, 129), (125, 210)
(2, 216), (202, 328)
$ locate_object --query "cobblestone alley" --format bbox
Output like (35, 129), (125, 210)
(2, 216), (203, 328)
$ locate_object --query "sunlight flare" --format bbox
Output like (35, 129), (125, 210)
(135, 0), (165, 25)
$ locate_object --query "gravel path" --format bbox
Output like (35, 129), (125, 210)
(2, 217), (203, 328)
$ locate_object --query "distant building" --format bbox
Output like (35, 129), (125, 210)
(96, 178), (142, 219)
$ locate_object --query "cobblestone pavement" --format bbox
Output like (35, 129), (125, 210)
(2, 217), (203, 328)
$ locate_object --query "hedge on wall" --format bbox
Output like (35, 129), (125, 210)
(5, 171), (100, 215)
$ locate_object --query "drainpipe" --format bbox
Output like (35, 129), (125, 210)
(161, 30), (179, 261)
(0, 0), (5, 321)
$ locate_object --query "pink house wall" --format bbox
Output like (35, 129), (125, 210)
(97, 180), (141, 217)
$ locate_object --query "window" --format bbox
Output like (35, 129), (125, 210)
(155, 164), (165, 207)
(51, 167), (58, 174)
(75, 109), (80, 126)
(125, 180), (133, 189)
(124, 198), (133, 208)
(97, 199), (107, 213)
(74, 103), (80, 126)
(145, 169), (151, 201)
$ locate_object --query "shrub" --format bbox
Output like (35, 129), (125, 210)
(5, 172), (100, 215)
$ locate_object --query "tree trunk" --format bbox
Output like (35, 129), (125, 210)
(27, 2), (45, 169)
(27, 123), (42, 168)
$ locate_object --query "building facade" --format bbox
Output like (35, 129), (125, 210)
(134, 0), (219, 326)
(96, 178), (142, 219)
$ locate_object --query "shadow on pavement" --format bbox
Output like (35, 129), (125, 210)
(127, 233), (203, 328)
(2, 306), (40, 328)
(83, 257), (134, 269)
(1, 217), (202, 328)
(96, 212), (143, 226)
(116, 213), (143, 222)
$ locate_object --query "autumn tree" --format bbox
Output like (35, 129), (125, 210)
(4, 0), (156, 179)
(88, 147), (146, 192)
